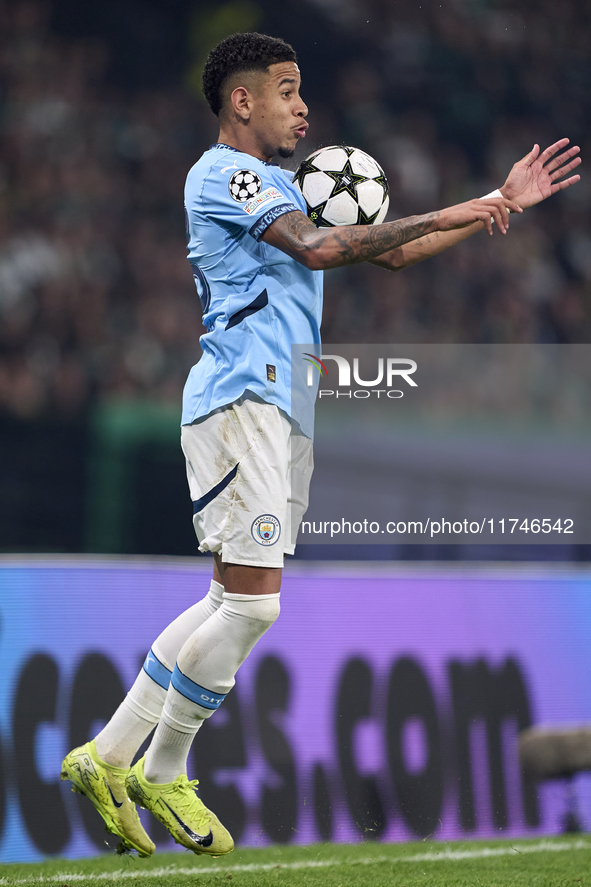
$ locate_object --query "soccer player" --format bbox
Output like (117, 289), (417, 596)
(61, 33), (581, 858)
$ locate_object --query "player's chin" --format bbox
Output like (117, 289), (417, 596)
(277, 144), (296, 159)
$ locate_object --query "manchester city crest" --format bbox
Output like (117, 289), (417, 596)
(251, 514), (281, 546)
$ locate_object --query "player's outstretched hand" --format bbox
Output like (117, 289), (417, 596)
(501, 139), (581, 209)
(436, 196), (522, 236)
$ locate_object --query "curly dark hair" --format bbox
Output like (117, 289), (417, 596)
(202, 32), (297, 116)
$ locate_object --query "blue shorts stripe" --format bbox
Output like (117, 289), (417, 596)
(142, 648), (172, 690)
(192, 463), (238, 514)
(171, 664), (227, 710)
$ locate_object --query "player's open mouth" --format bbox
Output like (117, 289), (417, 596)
(294, 125), (308, 138)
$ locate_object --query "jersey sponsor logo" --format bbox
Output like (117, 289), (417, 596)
(229, 169), (262, 202)
(251, 514), (281, 546)
(243, 186), (284, 215)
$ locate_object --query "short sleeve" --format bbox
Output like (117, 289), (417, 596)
(194, 158), (301, 241)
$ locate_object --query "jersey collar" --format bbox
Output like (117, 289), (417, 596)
(209, 142), (239, 152)
(208, 143), (279, 166)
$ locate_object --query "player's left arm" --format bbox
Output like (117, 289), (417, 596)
(372, 138), (581, 272)
(369, 222), (483, 270)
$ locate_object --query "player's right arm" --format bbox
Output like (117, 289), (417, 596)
(262, 196), (520, 271)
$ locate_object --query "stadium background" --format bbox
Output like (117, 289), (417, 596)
(0, 0), (591, 865)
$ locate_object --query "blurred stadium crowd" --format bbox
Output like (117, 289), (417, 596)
(1, 0), (590, 420)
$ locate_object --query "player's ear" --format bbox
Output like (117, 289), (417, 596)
(229, 86), (251, 121)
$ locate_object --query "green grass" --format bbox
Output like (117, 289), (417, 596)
(1, 837), (590, 887)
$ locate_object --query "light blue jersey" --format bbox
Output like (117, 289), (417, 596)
(182, 143), (323, 436)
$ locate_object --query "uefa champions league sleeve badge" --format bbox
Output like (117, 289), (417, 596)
(251, 514), (281, 545)
(229, 170), (262, 202)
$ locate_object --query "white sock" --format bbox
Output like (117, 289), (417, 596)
(143, 592), (280, 784)
(139, 719), (196, 785)
(152, 579), (225, 670)
(93, 688), (159, 769)
(94, 580), (224, 768)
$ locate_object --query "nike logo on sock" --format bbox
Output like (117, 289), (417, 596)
(162, 802), (214, 846)
(105, 780), (124, 809)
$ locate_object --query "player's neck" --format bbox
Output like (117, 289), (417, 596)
(216, 127), (272, 163)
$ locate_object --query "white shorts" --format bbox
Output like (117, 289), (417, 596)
(181, 393), (314, 568)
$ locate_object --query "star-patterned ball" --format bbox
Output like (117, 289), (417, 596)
(293, 146), (389, 226)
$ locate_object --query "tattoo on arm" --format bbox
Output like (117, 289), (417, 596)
(264, 210), (441, 269)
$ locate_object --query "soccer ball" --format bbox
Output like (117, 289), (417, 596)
(293, 145), (389, 226)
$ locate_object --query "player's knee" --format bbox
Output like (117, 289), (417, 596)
(224, 592), (280, 628)
(252, 593), (281, 627)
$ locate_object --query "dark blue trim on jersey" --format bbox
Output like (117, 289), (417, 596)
(171, 664), (227, 710)
(143, 648), (172, 690)
(193, 463), (239, 514)
(208, 143), (279, 166)
(189, 260), (212, 313)
(225, 289), (268, 330)
(209, 142), (240, 152)
(249, 202), (300, 241)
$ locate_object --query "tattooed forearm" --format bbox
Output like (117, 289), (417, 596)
(370, 220), (484, 271)
(263, 210), (441, 270)
(264, 191), (520, 270)
(328, 213), (440, 266)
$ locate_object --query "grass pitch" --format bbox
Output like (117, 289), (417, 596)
(0, 836), (590, 887)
